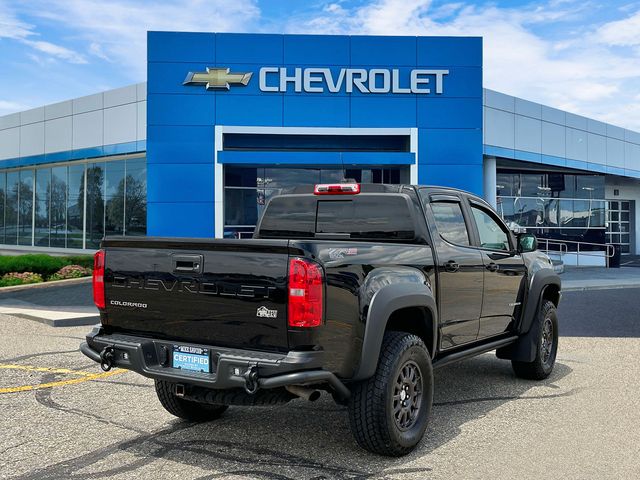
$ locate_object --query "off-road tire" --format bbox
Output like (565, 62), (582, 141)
(512, 300), (559, 380)
(348, 331), (433, 456)
(155, 380), (228, 421)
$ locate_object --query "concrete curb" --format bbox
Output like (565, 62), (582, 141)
(0, 276), (91, 293)
(562, 284), (640, 292)
(13, 313), (100, 327)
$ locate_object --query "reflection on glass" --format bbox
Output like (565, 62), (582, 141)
(499, 197), (606, 229)
(18, 169), (33, 246)
(105, 161), (125, 237)
(68, 164), (85, 248)
(85, 163), (104, 248)
(50, 166), (67, 247)
(430, 202), (470, 246)
(35, 168), (51, 247)
(496, 172), (605, 200)
(226, 167), (259, 187)
(0, 173), (5, 244)
(225, 189), (258, 226)
(263, 169), (320, 188)
(223, 166), (409, 234)
(124, 158), (147, 236)
(319, 169), (344, 183)
(0, 157), (145, 248)
(5, 172), (18, 245)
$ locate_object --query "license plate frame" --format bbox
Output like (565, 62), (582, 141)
(172, 345), (210, 373)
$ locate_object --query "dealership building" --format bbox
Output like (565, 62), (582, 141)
(0, 32), (639, 260)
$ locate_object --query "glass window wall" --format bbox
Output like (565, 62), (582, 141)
(50, 166), (67, 247)
(0, 156), (146, 249)
(5, 172), (19, 245)
(35, 168), (51, 247)
(223, 166), (409, 238)
(124, 158), (147, 236)
(0, 173), (5, 245)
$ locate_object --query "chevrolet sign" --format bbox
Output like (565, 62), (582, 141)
(260, 67), (449, 94)
(184, 66), (449, 94)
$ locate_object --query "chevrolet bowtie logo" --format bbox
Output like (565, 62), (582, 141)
(183, 67), (253, 90)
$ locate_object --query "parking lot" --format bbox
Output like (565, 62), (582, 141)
(1, 286), (640, 480)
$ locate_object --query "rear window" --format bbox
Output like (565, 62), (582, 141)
(257, 194), (415, 241)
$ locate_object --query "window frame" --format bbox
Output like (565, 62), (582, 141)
(427, 197), (474, 248)
(466, 199), (515, 253)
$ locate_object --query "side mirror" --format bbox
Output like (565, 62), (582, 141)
(517, 233), (537, 253)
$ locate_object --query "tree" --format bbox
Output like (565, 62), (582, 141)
(105, 175), (146, 235)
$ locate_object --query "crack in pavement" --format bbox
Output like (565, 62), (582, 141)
(34, 373), (149, 435)
(1, 349), (81, 363)
(433, 387), (583, 407)
(7, 416), (432, 480)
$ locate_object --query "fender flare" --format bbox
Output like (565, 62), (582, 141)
(519, 269), (561, 335)
(497, 268), (561, 363)
(352, 283), (437, 381)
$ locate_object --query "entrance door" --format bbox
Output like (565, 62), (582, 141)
(607, 200), (632, 254)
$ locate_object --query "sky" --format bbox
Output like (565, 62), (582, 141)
(1, 0), (640, 130)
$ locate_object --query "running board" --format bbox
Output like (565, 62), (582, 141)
(433, 336), (518, 369)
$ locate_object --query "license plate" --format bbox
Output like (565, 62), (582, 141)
(172, 345), (210, 373)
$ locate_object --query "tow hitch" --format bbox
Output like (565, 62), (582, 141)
(99, 346), (115, 372)
(243, 364), (259, 394)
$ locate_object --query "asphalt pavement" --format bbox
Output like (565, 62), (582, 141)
(0, 280), (98, 327)
(0, 287), (639, 479)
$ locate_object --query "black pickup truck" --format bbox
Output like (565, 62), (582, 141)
(81, 183), (561, 456)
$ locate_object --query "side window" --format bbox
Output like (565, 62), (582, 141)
(430, 202), (470, 246)
(471, 205), (510, 251)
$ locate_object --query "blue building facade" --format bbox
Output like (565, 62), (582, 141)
(146, 32), (483, 238)
(1, 31), (640, 257)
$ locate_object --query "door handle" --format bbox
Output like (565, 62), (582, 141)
(172, 254), (203, 274)
(486, 262), (499, 272)
(444, 260), (460, 272)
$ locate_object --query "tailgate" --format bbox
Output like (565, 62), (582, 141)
(102, 238), (290, 351)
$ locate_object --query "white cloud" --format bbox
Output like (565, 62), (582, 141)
(23, 39), (87, 63)
(0, 1), (32, 39)
(288, 0), (640, 130)
(0, 0), (89, 64)
(88, 42), (111, 62)
(24, 0), (261, 80)
(0, 99), (31, 114)
(597, 9), (640, 46)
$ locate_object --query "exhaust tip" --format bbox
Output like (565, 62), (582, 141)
(286, 385), (321, 402)
(308, 390), (321, 402)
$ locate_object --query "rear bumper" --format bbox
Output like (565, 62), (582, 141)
(80, 327), (349, 399)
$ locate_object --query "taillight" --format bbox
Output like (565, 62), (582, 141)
(314, 183), (360, 195)
(288, 257), (324, 328)
(93, 250), (105, 309)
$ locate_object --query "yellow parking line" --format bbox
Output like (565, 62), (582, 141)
(0, 364), (95, 376)
(0, 363), (126, 394)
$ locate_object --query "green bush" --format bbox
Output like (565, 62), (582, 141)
(0, 277), (25, 287)
(0, 272), (44, 286)
(0, 254), (94, 278)
(49, 265), (92, 281)
(0, 255), (66, 277)
(63, 255), (94, 269)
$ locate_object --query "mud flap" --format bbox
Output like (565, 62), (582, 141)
(496, 321), (539, 362)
